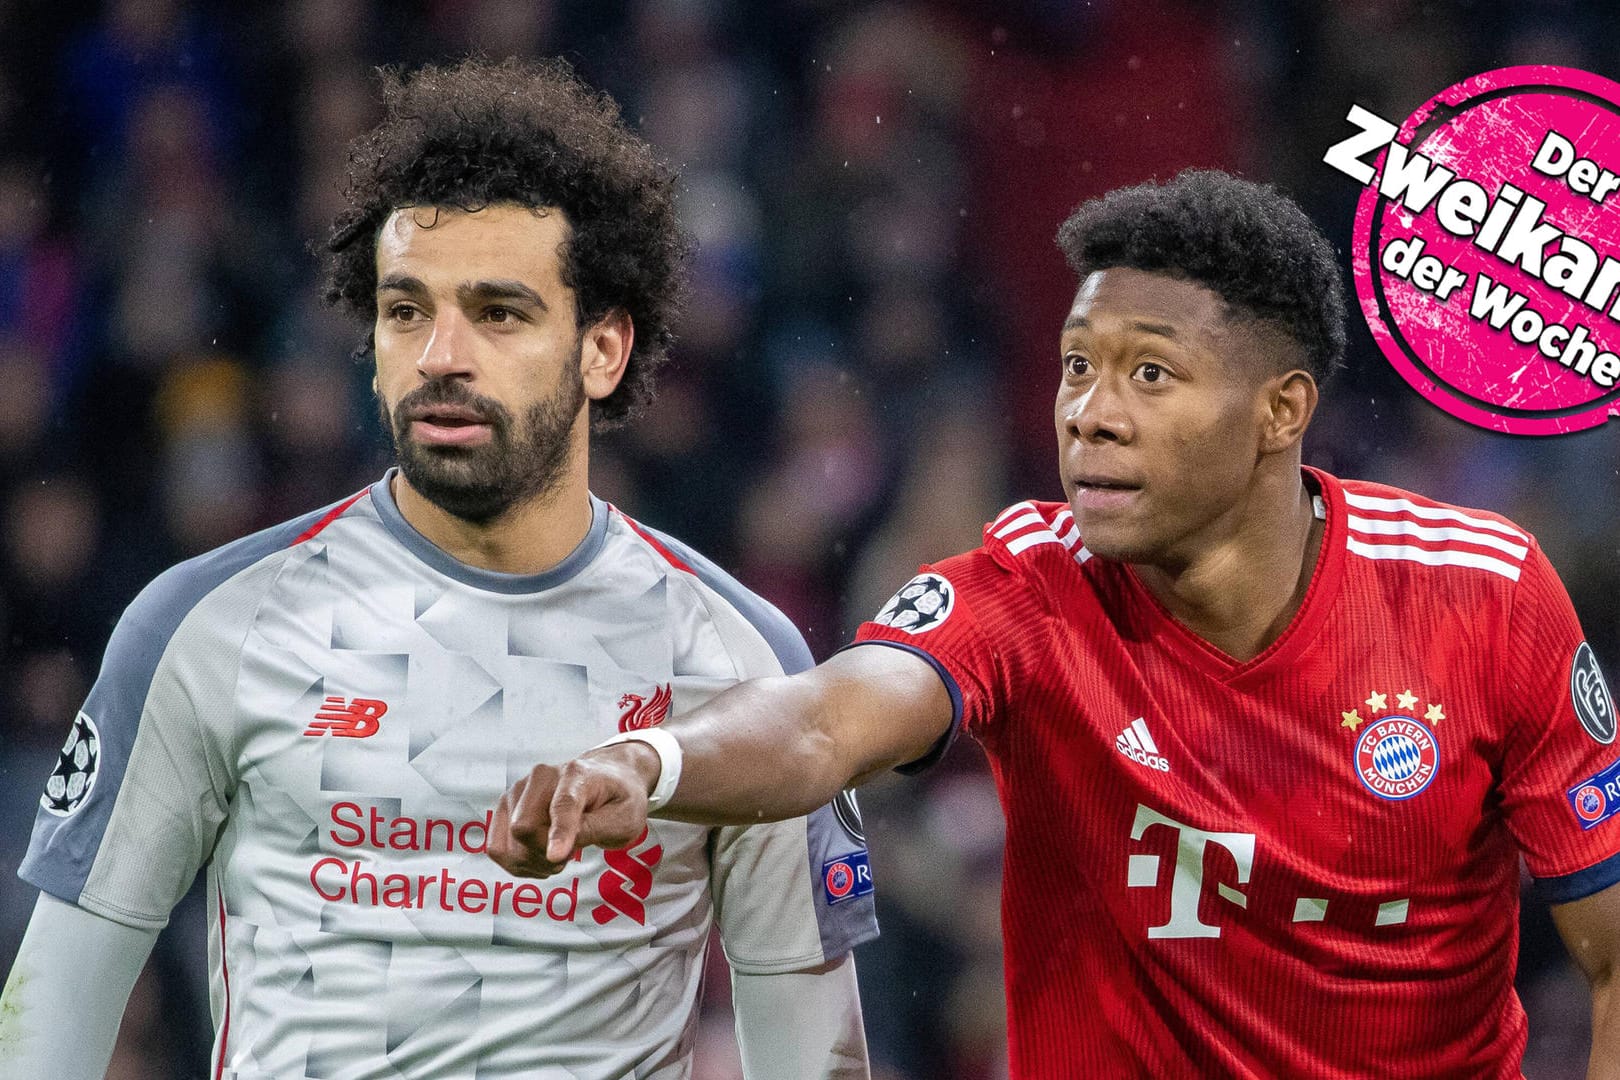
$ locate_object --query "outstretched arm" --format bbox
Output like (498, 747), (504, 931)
(1552, 880), (1620, 1080)
(488, 643), (953, 874)
(0, 892), (159, 1079)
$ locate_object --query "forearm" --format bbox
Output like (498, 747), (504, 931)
(488, 646), (950, 872)
(1550, 885), (1620, 1080)
(656, 674), (866, 826)
(0, 893), (159, 1079)
(640, 645), (952, 826)
(732, 954), (870, 1080)
(1590, 974), (1619, 1080)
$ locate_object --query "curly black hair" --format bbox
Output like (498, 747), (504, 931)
(323, 57), (691, 428)
(1055, 170), (1346, 385)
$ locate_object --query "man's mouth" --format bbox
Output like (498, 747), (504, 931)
(1072, 475), (1143, 509)
(410, 403), (488, 424)
(1073, 473), (1142, 491)
(409, 406), (495, 446)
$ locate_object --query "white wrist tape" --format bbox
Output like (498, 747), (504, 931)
(590, 728), (684, 812)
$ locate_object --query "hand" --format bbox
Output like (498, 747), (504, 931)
(487, 742), (663, 877)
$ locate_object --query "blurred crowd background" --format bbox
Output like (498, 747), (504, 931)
(0, 0), (1617, 1076)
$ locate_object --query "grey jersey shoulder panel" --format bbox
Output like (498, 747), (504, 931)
(637, 523), (814, 676)
(370, 469), (609, 594)
(634, 519), (879, 960)
(18, 488), (373, 907)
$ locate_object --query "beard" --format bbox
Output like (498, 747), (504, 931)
(381, 353), (586, 524)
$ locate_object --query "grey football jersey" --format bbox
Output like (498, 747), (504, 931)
(20, 473), (877, 1079)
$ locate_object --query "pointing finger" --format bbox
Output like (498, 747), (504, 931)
(547, 765), (587, 864)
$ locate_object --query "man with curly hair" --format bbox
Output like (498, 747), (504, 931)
(491, 170), (1620, 1078)
(2, 58), (874, 1079)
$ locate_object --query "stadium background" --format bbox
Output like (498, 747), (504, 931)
(0, 0), (1615, 1076)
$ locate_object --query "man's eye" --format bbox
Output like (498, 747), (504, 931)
(1063, 354), (1090, 377)
(388, 303), (420, 322)
(485, 306), (517, 324)
(1135, 363), (1165, 383)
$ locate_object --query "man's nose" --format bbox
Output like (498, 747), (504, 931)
(1063, 380), (1133, 444)
(416, 309), (476, 380)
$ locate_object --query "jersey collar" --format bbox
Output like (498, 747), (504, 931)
(369, 469), (609, 594)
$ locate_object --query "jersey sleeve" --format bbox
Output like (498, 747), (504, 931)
(709, 795), (879, 974)
(17, 560), (248, 929)
(641, 523), (883, 971)
(850, 514), (1054, 764)
(700, 602), (880, 973)
(1497, 541), (1620, 902)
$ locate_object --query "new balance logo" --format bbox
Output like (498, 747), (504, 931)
(1116, 717), (1170, 772)
(304, 697), (388, 738)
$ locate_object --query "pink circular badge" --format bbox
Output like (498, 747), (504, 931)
(1348, 66), (1620, 434)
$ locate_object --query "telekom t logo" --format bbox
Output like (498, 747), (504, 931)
(1128, 804), (1255, 939)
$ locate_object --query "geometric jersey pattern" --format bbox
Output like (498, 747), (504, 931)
(854, 467), (1620, 1079)
(21, 473), (876, 1079)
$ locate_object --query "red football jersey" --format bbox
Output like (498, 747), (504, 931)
(854, 467), (1620, 1079)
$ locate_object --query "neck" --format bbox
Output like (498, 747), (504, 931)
(1131, 462), (1322, 663)
(391, 464), (593, 577)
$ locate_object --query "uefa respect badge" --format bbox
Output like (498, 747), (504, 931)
(1325, 66), (1620, 434)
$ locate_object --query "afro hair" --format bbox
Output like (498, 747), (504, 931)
(1055, 170), (1346, 385)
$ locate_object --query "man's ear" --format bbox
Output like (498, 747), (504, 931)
(581, 310), (634, 402)
(1259, 369), (1318, 455)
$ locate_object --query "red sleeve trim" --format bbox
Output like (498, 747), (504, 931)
(214, 889), (232, 1080)
(291, 489), (371, 546)
(612, 507), (696, 575)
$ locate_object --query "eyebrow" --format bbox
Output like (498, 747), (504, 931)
(1062, 316), (1181, 340)
(376, 273), (426, 295)
(458, 279), (548, 311)
(375, 275), (549, 312)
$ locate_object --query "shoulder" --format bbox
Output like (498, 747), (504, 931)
(873, 500), (1088, 630)
(983, 499), (1090, 562)
(937, 499), (1091, 589)
(606, 506), (813, 676)
(117, 486), (374, 655)
(1336, 473), (1538, 588)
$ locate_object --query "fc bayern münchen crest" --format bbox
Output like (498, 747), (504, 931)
(1355, 715), (1440, 800)
(42, 712), (100, 817)
(873, 573), (954, 634)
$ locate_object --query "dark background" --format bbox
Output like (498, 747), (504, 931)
(0, 1), (1616, 1076)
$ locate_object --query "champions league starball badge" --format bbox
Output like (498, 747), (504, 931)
(873, 573), (955, 634)
(42, 712), (101, 817)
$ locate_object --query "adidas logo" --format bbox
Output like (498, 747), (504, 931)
(1116, 717), (1170, 772)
